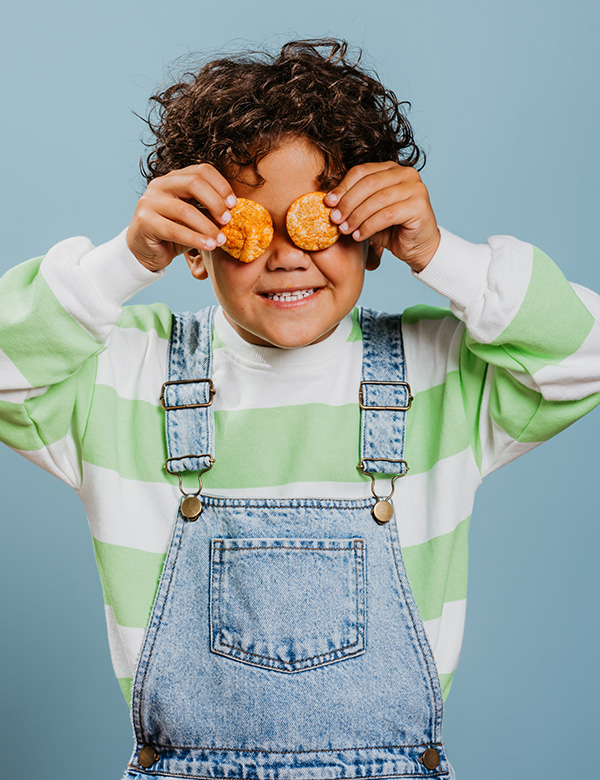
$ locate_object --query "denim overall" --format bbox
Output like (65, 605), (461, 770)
(123, 306), (454, 780)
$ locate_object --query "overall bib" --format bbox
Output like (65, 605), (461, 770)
(123, 306), (455, 780)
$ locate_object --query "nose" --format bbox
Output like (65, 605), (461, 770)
(265, 231), (312, 271)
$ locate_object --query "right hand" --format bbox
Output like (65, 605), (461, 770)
(126, 164), (237, 272)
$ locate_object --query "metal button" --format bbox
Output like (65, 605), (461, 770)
(420, 747), (440, 770)
(138, 745), (159, 768)
(372, 499), (394, 524)
(181, 495), (202, 520)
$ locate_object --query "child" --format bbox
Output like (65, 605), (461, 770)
(1, 38), (599, 779)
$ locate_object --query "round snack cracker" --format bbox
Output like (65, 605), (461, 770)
(286, 191), (341, 251)
(221, 198), (274, 263)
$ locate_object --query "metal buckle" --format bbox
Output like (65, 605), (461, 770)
(358, 458), (409, 524)
(358, 458), (409, 478)
(160, 379), (215, 411)
(164, 455), (215, 474)
(358, 380), (413, 411)
(164, 456), (215, 522)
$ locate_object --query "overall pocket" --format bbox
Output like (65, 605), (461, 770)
(209, 538), (366, 673)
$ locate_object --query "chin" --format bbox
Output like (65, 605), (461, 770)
(250, 328), (326, 349)
(265, 336), (314, 349)
(228, 313), (338, 349)
(274, 329), (334, 349)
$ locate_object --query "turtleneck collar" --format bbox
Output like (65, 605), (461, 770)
(213, 307), (354, 369)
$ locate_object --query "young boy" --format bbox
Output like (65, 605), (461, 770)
(1, 39), (599, 780)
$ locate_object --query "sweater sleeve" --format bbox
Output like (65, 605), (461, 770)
(0, 231), (164, 488)
(410, 227), (600, 477)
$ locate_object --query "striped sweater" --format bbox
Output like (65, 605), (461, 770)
(1, 226), (599, 707)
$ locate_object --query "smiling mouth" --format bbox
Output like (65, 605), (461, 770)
(261, 288), (317, 302)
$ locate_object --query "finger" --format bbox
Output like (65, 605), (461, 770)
(323, 162), (400, 208)
(157, 197), (227, 246)
(166, 163), (237, 206)
(348, 200), (419, 243)
(159, 177), (232, 226)
(186, 163), (238, 209)
(134, 192), (227, 250)
(335, 184), (414, 237)
(157, 166), (236, 223)
(328, 167), (419, 229)
(145, 211), (226, 252)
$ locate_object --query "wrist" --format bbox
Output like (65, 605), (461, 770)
(80, 229), (165, 307)
(133, 253), (165, 273)
(405, 228), (441, 273)
(126, 226), (167, 273)
(412, 226), (491, 311)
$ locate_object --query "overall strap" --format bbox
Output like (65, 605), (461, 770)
(358, 307), (412, 476)
(160, 304), (410, 477)
(160, 306), (217, 474)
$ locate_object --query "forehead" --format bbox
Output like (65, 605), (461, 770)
(231, 137), (325, 218)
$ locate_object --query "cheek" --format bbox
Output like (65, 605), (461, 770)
(332, 235), (368, 262)
(210, 251), (254, 284)
(207, 254), (265, 312)
(317, 240), (368, 282)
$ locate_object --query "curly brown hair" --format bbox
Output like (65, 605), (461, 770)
(140, 38), (425, 190)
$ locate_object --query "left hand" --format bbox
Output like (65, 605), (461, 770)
(324, 162), (440, 273)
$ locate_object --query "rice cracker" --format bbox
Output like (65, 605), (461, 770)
(286, 191), (340, 251)
(221, 198), (274, 263)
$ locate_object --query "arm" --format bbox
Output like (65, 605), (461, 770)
(0, 164), (237, 489)
(0, 232), (162, 488)
(326, 164), (600, 474)
(413, 227), (600, 474)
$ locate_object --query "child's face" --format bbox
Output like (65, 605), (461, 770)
(186, 136), (378, 348)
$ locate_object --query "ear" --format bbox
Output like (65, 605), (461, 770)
(184, 248), (209, 280)
(365, 242), (383, 272)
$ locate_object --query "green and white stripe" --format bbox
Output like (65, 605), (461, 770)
(1, 227), (599, 709)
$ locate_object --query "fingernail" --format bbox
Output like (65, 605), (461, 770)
(326, 192), (339, 205)
(221, 211), (231, 224)
(331, 209), (342, 222)
(340, 221), (349, 232)
(217, 232), (227, 245)
(352, 230), (361, 240)
(205, 238), (216, 250)
(226, 195), (237, 208)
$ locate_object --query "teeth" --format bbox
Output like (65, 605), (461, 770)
(265, 289), (315, 302)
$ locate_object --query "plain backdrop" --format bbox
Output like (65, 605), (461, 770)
(1, 2), (598, 779)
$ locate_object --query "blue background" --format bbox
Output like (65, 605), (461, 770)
(1, 1), (598, 778)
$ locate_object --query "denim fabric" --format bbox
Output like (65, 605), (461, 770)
(209, 536), (366, 672)
(162, 306), (217, 473)
(124, 307), (455, 779)
(359, 309), (410, 477)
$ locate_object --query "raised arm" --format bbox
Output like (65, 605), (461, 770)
(0, 162), (238, 489)
(410, 228), (600, 475)
(0, 233), (161, 488)
(326, 161), (600, 475)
